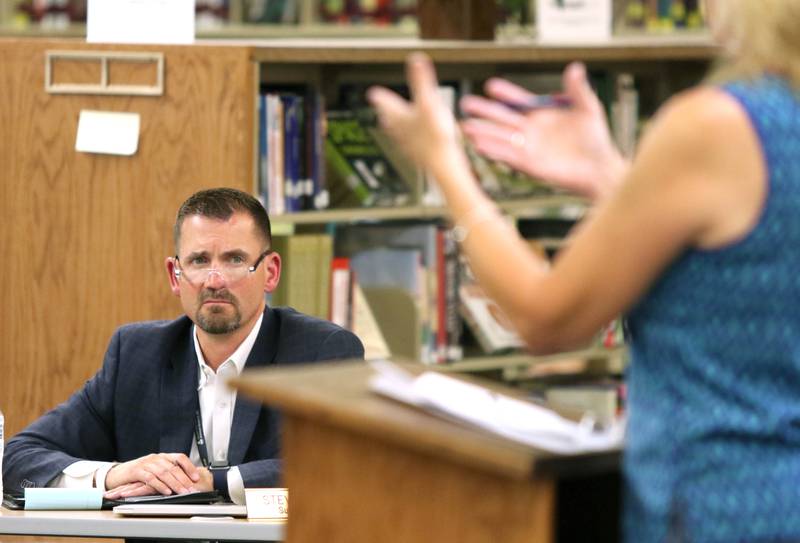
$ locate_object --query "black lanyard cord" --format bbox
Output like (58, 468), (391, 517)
(193, 407), (212, 468)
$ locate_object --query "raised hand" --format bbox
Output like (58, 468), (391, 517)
(460, 62), (628, 201)
(103, 453), (205, 499)
(367, 52), (463, 175)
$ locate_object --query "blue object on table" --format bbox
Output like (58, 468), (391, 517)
(24, 488), (104, 510)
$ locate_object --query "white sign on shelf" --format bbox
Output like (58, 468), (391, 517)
(75, 110), (140, 156)
(536, 0), (612, 43)
(87, 0), (195, 45)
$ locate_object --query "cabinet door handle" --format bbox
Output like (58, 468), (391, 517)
(45, 50), (164, 96)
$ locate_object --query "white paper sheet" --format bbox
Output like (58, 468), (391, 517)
(75, 110), (140, 156)
(88, 0), (195, 45)
(369, 360), (624, 454)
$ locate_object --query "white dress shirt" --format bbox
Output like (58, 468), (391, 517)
(51, 313), (264, 505)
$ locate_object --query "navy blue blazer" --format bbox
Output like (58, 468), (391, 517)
(3, 306), (364, 492)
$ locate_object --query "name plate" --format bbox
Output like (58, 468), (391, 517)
(244, 488), (288, 520)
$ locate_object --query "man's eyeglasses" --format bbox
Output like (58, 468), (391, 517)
(174, 250), (272, 284)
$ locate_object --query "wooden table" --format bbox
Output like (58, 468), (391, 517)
(0, 507), (284, 541)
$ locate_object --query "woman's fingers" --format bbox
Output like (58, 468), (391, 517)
(406, 52), (440, 107)
(562, 61), (600, 112)
(484, 77), (537, 104)
(367, 86), (411, 131)
(460, 94), (526, 129)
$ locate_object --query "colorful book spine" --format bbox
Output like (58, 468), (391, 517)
(281, 94), (302, 213)
(330, 257), (353, 329)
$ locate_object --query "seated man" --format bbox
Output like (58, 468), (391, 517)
(3, 187), (364, 504)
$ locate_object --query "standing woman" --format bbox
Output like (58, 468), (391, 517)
(368, 1), (800, 541)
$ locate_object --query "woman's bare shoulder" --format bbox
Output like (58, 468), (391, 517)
(635, 85), (766, 248)
(650, 86), (752, 145)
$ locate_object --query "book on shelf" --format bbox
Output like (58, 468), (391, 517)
(258, 93), (268, 210)
(349, 247), (425, 362)
(270, 233), (332, 321)
(325, 109), (411, 208)
(352, 281), (392, 360)
(281, 93), (304, 213)
(439, 228), (463, 362)
(466, 143), (555, 200)
(318, 0), (416, 24)
(369, 125), (422, 201)
(523, 369), (626, 428)
(259, 85), (329, 214)
(544, 381), (623, 428)
(611, 73), (639, 159)
(619, 0), (704, 31)
(459, 281), (525, 354)
(335, 223), (461, 364)
(328, 256), (391, 360)
(307, 89), (329, 210)
(329, 256), (354, 330)
(258, 93), (284, 215)
(242, 0), (298, 23)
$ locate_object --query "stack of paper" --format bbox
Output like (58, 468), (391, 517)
(368, 360), (624, 454)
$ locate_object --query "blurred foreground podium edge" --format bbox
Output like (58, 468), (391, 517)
(231, 360), (620, 543)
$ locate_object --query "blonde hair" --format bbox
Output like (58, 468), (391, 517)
(707, 0), (800, 87)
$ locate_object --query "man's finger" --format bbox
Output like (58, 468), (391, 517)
(119, 483), (157, 498)
(166, 464), (195, 492)
(139, 468), (172, 495)
(105, 482), (146, 500)
(147, 458), (192, 494)
(168, 453), (201, 483)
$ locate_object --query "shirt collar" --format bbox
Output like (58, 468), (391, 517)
(193, 312), (264, 389)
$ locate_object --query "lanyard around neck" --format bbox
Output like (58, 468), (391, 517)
(193, 405), (229, 469)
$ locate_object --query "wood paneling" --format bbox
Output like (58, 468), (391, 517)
(0, 39), (256, 437)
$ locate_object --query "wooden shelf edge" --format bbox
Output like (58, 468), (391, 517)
(243, 32), (717, 63)
(271, 195), (587, 225)
(435, 345), (628, 374)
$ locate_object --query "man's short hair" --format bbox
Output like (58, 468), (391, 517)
(174, 188), (272, 252)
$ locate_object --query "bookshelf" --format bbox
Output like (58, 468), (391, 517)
(0, 35), (715, 437)
(254, 34), (714, 373)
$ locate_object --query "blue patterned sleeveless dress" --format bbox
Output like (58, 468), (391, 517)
(624, 75), (800, 542)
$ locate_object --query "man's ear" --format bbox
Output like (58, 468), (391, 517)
(165, 256), (181, 296)
(263, 252), (281, 293)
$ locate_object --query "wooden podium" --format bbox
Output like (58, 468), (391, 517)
(233, 361), (620, 543)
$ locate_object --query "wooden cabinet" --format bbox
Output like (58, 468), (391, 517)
(0, 39), (256, 435)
